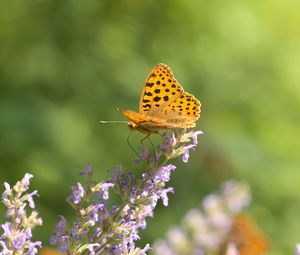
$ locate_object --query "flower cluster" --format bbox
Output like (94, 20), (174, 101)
(152, 180), (251, 255)
(1, 132), (300, 255)
(0, 173), (43, 255)
(49, 130), (203, 255)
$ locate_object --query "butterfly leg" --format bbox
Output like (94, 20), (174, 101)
(147, 136), (155, 152)
(140, 134), (150, 144)
(140, 134), (156, 152)
(127, 131), (139, 157)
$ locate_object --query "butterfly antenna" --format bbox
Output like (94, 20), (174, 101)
(100, 108), (124, 124)
(99, 120), (128, 124)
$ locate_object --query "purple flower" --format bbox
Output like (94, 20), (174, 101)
(130, 243), (151, 254)
(180, 130), (203, 163)
(157, 132), (176, 158)
(140, 244), (151, 254)
(135, 146), (150, 164)
(1, 223), (13, 240)
(87, 202), (108, 223)
(18, 173), (34, 192)
(68, 183), (85, 204)
(2, 183), (12, 200)
(153, 240), (176, 255)
(58, 237), (69, 253)
(159, 187), (174, 206)
(27, 241), (42, 255)
(182, 144), (196, 163)
(87, 243), (101, 254)
(152, 180), (251, 255)
(97, 182), (114, 200)
(12, 233), (27, 249)
(55, 216), (67, 233)
(0, 240), (12, 255)
(192, 131), (203, 145)
(51, 173), (115, 254)
(27, 191), (38, 208)
(152, 165), (176, 183)
(0, 173), (42, 255)
(50, 130), (202, 254)
(221, 180), (250, 213)
(79, 163), (93, 176)
(49, 216), (69, 252)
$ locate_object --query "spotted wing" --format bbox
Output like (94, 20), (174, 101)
(139, 63), (183, 116)
(159, 92), (201, 127)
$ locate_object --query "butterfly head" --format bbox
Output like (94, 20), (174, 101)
(127, 121), (137, 129)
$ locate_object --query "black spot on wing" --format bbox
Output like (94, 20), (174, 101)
(146, 82), (154, 88)
(153, 96), (161, 102)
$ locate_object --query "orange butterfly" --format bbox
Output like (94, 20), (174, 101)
(224, 214), (269, 255)
(39, 247), (64, 255)
(102, 63), (201, 134)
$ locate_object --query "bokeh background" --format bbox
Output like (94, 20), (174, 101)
(1, 0), (300, 254)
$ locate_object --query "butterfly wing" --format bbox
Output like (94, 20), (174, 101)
(228, 215), (269, 255)
(139, 63), (183, 116)
(158, 92), (201, 127)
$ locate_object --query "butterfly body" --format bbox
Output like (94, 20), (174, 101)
(121, 63), (201, 134)
(122, 109), (197, 134)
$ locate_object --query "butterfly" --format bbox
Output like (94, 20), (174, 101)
(119, 63), (201, 134)
(39, 248), (64, 255)
(223, 214), (269, 255)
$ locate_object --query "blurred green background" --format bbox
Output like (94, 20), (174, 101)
(1, 0), (300, 254)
